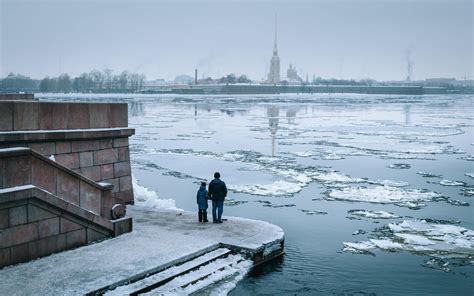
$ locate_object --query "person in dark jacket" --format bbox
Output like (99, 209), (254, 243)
(196, 181), (209, 223)
(208, 172), (227, 223)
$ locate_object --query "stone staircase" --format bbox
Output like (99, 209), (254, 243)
(89, 246), (252, 295)
(0, 147), (132, 268)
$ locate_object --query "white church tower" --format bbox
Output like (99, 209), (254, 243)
(267, 15), (280, 84)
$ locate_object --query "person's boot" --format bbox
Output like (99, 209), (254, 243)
(203, 210), (208, 223)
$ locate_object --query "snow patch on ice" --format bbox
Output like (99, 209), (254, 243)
(327, 185), (441, 208)
(348, 209), (400, 219)
(460, 155), (474, 161)
(417, 171), (442, 178)
(439, 179), (466, 187)
(132, 176), (181, 210)
(343, 220), (474, 272)
(229, 180), (302, 197)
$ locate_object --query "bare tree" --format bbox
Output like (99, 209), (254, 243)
(103, 69), (113, 90)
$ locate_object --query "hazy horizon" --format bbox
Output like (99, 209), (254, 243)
(1, 0), (473, 81)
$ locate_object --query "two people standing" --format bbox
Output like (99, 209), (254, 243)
(196, 172), (227, 224)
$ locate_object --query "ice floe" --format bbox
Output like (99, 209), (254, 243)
(461, 187), (474, 197)
(327, 185), (441, 208)
(347, 209), (400, 219)
(464, 173), (474, 179)
(459, 155), (474, 161)
(343, 219), (474, 272)
(321, 153), (345, 160)
(388, 163), (411, 169)
(229, 181), (303, 197)
(416, 171), (442, 178)
(439, 179), (467, 187)
(352, 229), (367, 235)
(299, 209), (328, 215)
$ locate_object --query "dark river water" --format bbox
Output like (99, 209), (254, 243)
(38, 93), (473, 295)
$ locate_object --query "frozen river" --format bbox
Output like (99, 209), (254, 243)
(38, 93), (473, 295)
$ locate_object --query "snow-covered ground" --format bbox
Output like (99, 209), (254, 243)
(0, 204), (283, 295)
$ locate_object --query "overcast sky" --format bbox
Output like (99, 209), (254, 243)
(1, 0), (472, 81)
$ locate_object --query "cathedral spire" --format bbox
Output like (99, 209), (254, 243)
(273, 13), (278, 55)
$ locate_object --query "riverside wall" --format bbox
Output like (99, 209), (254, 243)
(0, 101), (135, 204)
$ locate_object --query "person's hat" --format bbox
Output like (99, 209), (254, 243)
(200, 181), (207, 186)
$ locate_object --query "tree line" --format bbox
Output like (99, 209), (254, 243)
(0, 69), (146, 93)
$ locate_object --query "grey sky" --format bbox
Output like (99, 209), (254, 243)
(1, 0), (472, 81)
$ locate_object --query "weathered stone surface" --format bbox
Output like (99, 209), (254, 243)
(99, 139), (113, 149)
(10, 243), (29, 265)
(109, 104), (128, 127)
(29, 234), (67, 259)
(55, 153), (79, 169)
(103, 178), (119, 193)
(79, 151), (94, 168)
(0, 102), (13, 131)
(65, 203), (94, 221)
(87, 228), (107, 243)
(60, 217), (83, 233)
(114, 190), (134, 204)
(56, 171), (80, 205)
(3, 156), (30, 187)
(118, 146), (130, 162)
(67, 103), (90, 129)
(100, 164), (114, 180)
(9, 205), (27, 226)
(0, 223), (38, 248)
(71, 140), (99, 153)
(80, 181), (101, 214)
(113, 217), (132, 236)
(113, 138), (129, 148)
(0, 159), (3, 189)
(55, 141), (71, 154)
(89, 104), (110, 128)
(94, 148), (118, 165)
(29, 142), (55, 156)
(0, 209), (8, 229)
(114, 161), (131, 178)
(38, 103), (68, 130)
(119, 176), (133, 191)
(0, 94), (34, 101)
(0, 248), (10, 267)
(28, 204), (56, 223)
(38, 217), (60, 239)
(76, 166), (100, 182)
(13, 102), (39, 130)
(66, 228), (86, 249)
(32, 158), (57, 194)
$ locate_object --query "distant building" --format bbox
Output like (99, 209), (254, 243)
(267, 16), (280, 84)
(286, 64), (302, 83)
(174, 75), (194, 85)
(143, 79), (167, 87)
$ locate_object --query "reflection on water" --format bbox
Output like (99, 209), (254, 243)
(129, 101), (144, 117)
(267, 106), (279, 157)
(404, 105), (412, 125)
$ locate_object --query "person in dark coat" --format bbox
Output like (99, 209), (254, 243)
(208, 172), (227, 223)
(196, 181), (209, 223)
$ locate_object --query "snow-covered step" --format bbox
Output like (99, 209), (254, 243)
(143, 254), (253, 296)
(105, 248), (232, 296)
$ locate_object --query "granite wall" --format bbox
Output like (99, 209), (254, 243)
(0, 101), (135, 204)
